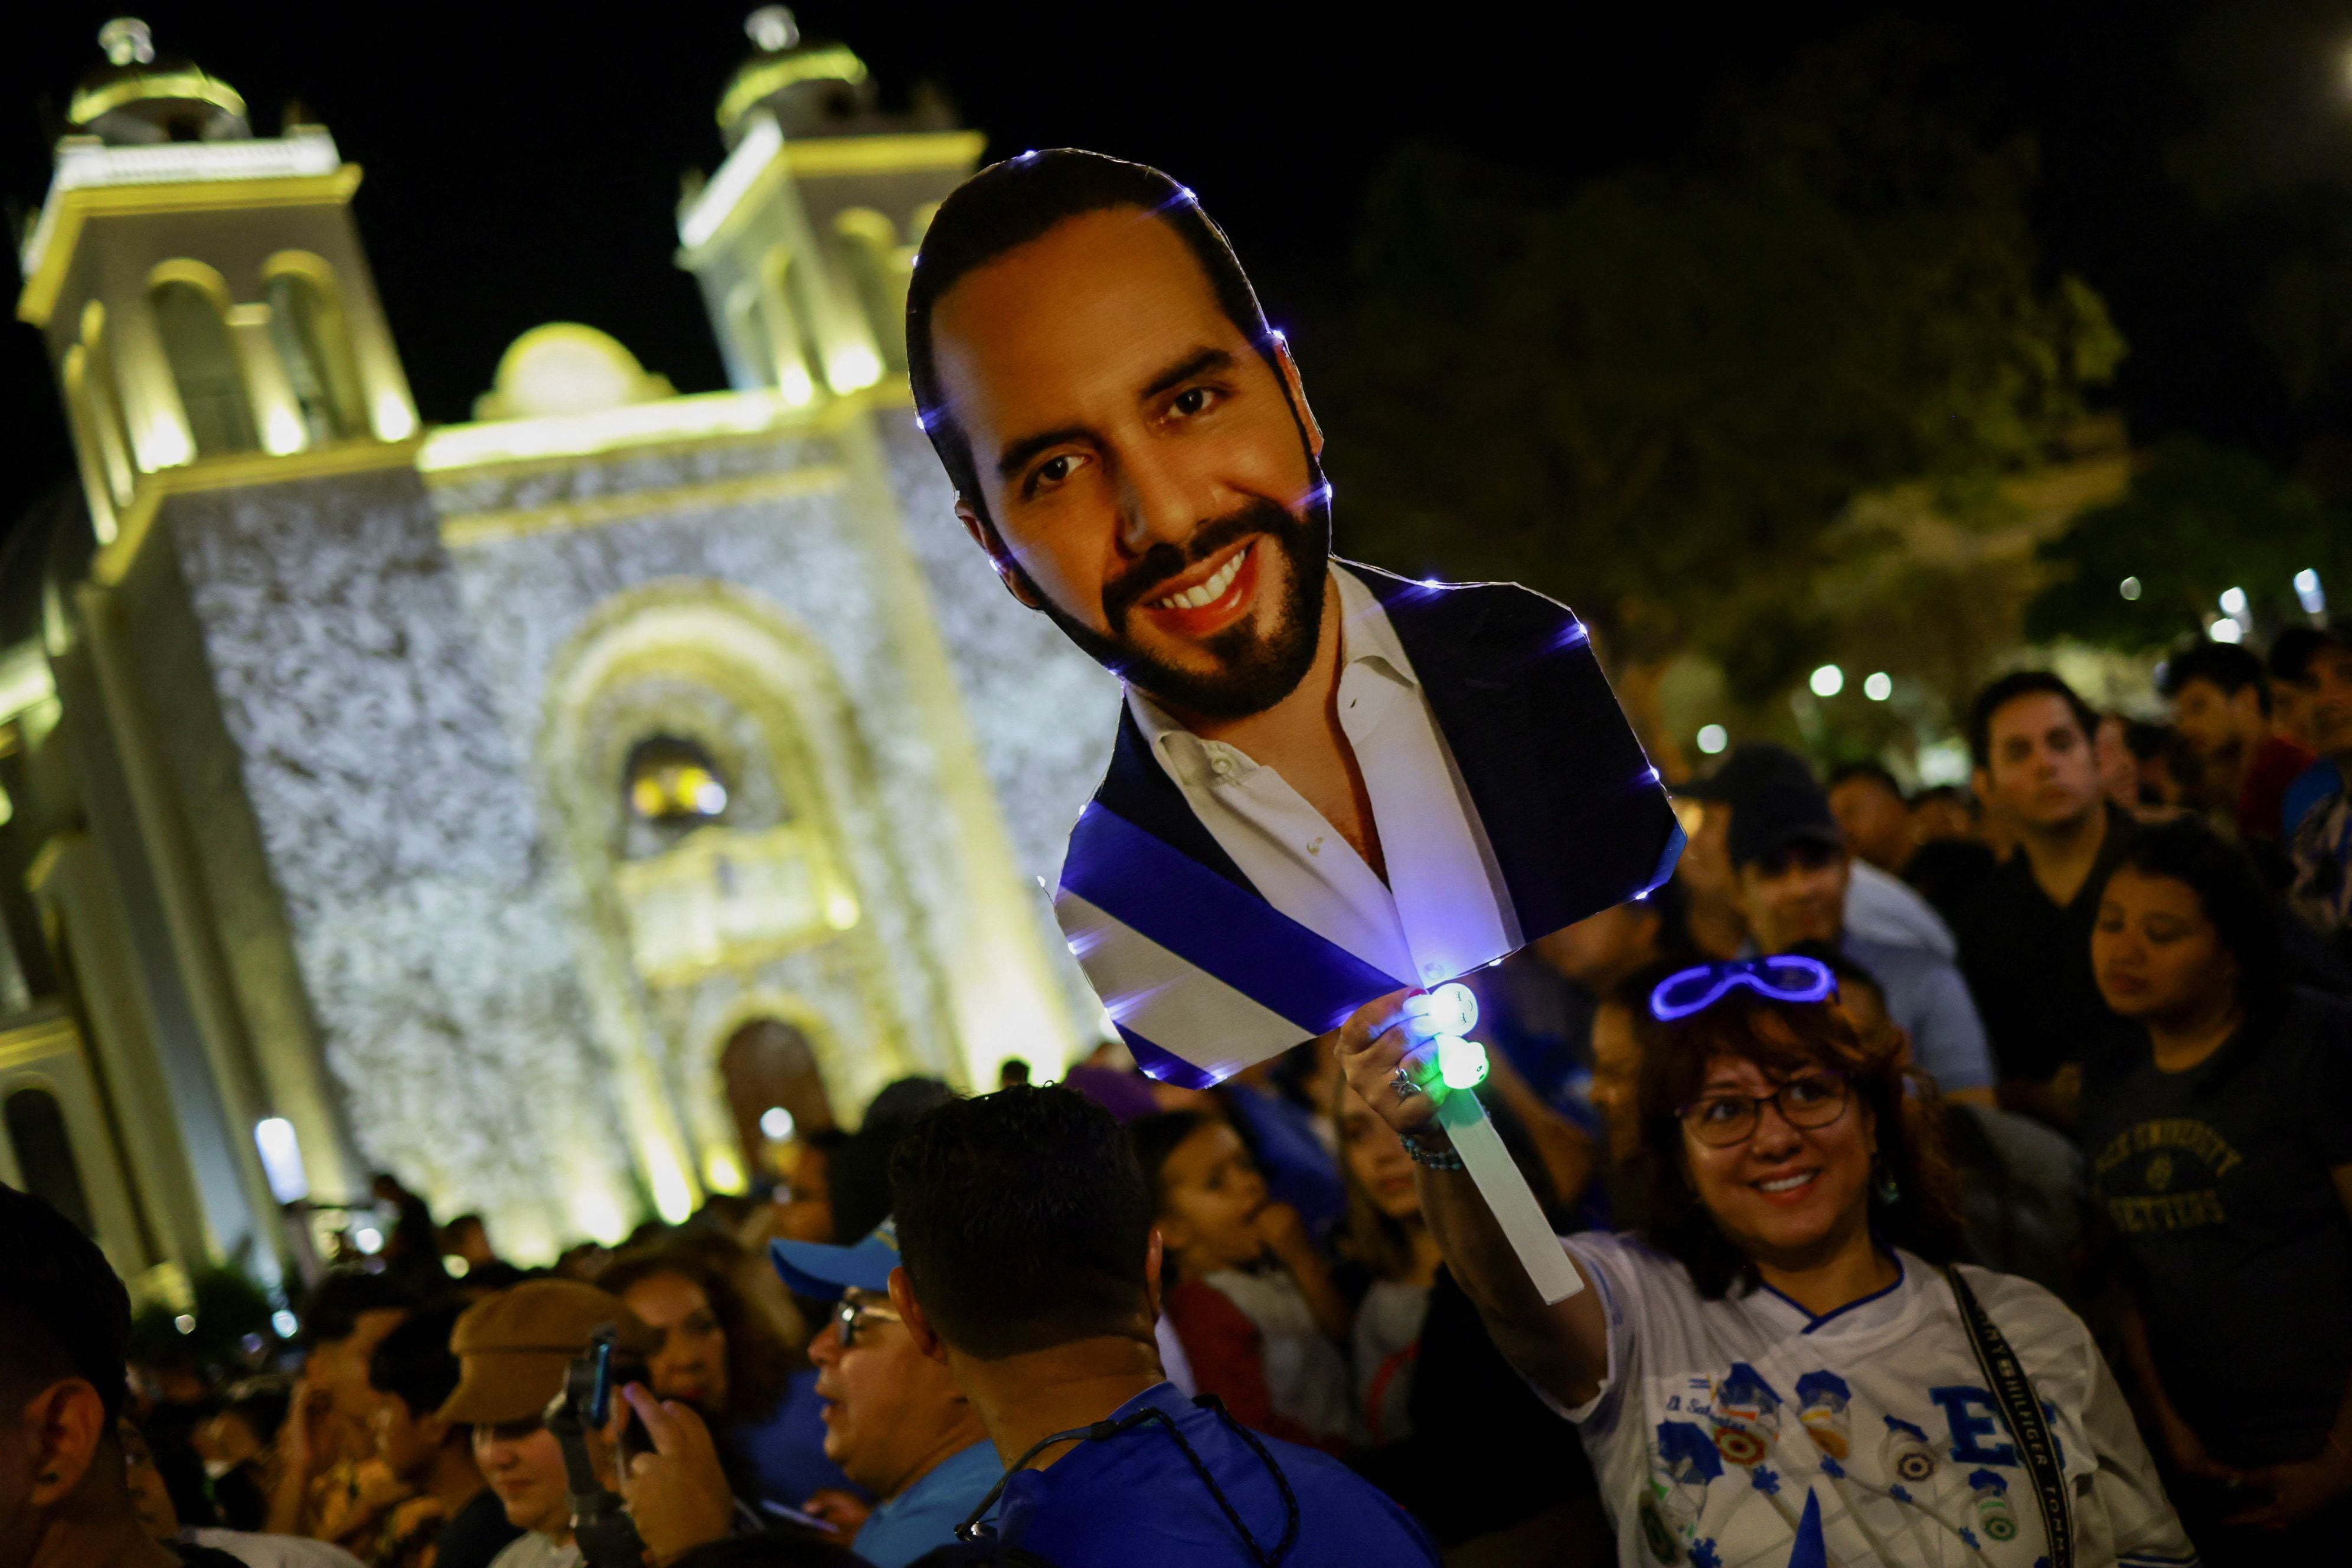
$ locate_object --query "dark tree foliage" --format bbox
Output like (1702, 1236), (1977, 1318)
(1319, 19), (2121, 700)
(2026, 435), (2351, 649)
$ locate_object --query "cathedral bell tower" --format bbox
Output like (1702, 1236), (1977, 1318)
(675, 7), (983, 401)
(17, 18), (419, 550)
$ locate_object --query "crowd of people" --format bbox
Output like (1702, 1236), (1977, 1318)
(6, 622), (2351, 1568)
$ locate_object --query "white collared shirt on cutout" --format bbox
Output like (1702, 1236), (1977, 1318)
(1126, 564), (1520, 988)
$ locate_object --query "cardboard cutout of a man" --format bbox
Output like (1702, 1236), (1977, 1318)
(909, 150), (1681, 1087)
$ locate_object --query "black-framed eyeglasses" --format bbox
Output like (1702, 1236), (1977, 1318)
(1677, 1073), (1851, 1148)
(834, 1294), (902, 1349)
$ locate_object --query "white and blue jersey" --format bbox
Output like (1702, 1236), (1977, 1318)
(1553, 1233), (2197, 1568)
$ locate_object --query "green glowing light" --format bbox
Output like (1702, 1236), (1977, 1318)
(1436, 1035), (1488, 1092)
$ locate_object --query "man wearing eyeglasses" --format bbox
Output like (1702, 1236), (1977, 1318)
(772, 1220), (1001, 1567)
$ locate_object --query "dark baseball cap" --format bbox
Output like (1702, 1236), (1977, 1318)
(1677, 743), (1817, 808)
(1729, 778), (1845, 870)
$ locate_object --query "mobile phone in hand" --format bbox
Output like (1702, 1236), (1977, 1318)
(585, 1336), (654, 1465)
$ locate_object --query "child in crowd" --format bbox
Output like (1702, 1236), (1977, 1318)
(1332, 1076), (1610, 1554)
(1332, 1083), (1441, 1446)
(1131, 1110), (1353, 1452)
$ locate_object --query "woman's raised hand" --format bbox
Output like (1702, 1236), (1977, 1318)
(1332, 988), (1433, 1136)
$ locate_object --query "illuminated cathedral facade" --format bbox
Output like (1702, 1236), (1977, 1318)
(0, 15), (1118, 1296)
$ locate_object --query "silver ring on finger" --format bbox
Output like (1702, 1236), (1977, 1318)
(1391, 1066), (1424, 1102)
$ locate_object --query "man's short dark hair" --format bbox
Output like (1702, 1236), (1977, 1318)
(904, 149), (1276, 527)
(1966, 670), (2099, 771)
(0, 1182), (133, 1425)
(367, 1303), (465, 1420)
(298, 1269), (417, 1350)
(2159, 638), (2271, 716)
(2269, 625), (2331, 688)
(829, 1077), (957, 1244)
(889, 1084), (1153, 1360)
(1825, 760), (1905, 800)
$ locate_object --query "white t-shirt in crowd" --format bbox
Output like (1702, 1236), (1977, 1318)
(181, 1528), (364, 1568)
(485, 1532), (583, 1568)
(1553, 1233), (2196, 1568)
(1201, 1265), (1353, 1444)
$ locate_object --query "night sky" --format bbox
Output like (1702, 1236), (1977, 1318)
(4, 0), (2338, 544)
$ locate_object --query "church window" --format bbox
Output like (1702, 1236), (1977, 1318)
(831, 208), (908, 371)
(263, 260), (364, 443)
(756, 244), (819, 403)
(61, 347), (123, 544)
(150, 275), (257, 455)
(625, 736), (731, 825)
(78, 302), (137, 504)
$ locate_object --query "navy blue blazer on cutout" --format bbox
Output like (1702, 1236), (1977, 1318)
(1085, 560), (1684, 961)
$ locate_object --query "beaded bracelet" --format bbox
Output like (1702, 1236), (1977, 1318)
(1400, 1128), (1465, 1171)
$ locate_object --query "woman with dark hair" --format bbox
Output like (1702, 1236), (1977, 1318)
(1339, 957), (2192, 1567)
(598, 1238), (858, 1519)
(2083, 815), (2352, 1563)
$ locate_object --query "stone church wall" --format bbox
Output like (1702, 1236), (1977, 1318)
(874, 409), (1122, 1040)
(162, 467), (635, 1259)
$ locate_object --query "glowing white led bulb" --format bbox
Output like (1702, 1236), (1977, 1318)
(1403, 982), (1478, 1043)
(1436, 1035), (1489, 1092)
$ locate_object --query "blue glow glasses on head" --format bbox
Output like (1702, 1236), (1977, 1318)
(1648, 956), (1837, 1023)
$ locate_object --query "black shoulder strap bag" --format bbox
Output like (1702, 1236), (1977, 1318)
(1945, 1265), (2073, 1568)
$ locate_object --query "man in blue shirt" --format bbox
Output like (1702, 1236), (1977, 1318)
(886, 1086), (1440, 1566)
(769, 1220), (1002, 1567)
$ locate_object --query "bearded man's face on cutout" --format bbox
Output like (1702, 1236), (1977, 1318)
(916, 157), (1680, 1116)
(932, 207), (1331, 721)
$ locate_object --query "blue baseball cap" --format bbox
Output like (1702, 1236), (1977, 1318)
(769, 1217), (901, 1300)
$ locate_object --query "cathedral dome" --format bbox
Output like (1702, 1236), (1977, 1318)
(714, 6), (881, 146)
(67, 18), (250, 145)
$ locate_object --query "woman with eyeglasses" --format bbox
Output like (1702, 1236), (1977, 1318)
(1338, 953), (2194, 1568)
(2082, 816), (2352, 1565)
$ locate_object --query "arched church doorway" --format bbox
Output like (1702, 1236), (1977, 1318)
(719, 1017), (835, 1181)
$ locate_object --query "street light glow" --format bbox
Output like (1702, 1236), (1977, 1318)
(2219, 586), (2249, 618)
(1863, 671), (1893, 702)
(1696, 723), (1728, 755)
(253, 1118), (309, 1203)
(2211, 617), (2243, 644)
(1809, 664), (1845, 698)
(2297, 569), (2327, 615)
(2119, 576), (2142, 602)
